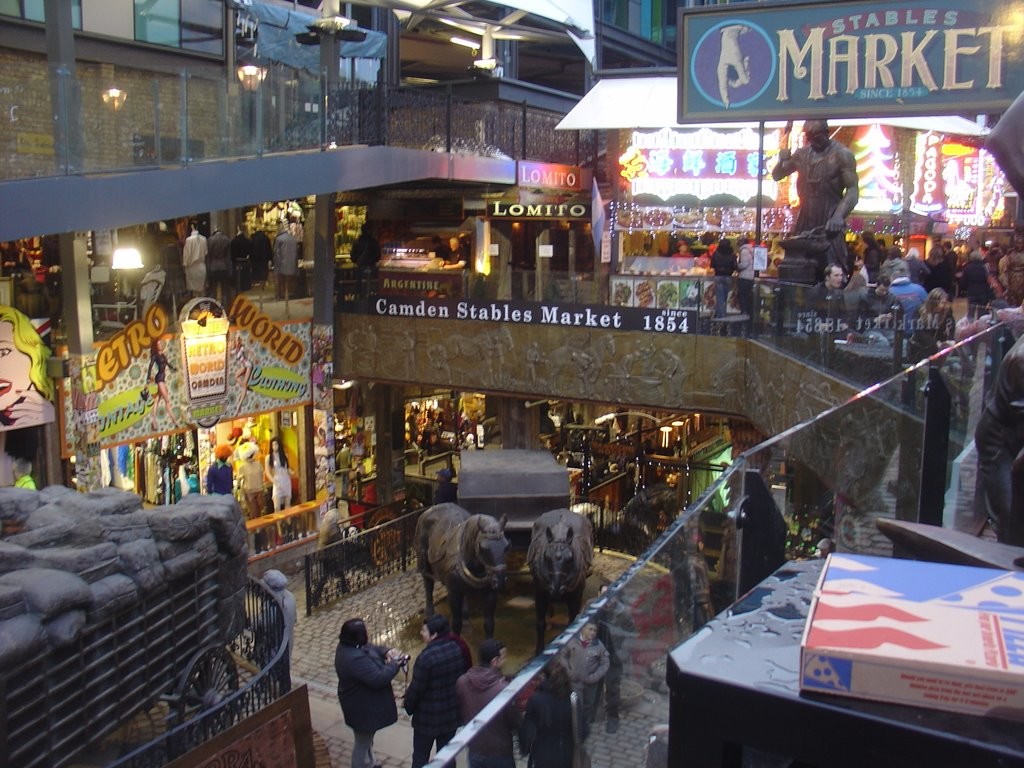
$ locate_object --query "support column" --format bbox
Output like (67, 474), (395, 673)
(498, 397), (541, 450)
(371, 384), (403, 506)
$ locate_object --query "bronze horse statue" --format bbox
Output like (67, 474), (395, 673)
(415, 503), (509, 638)
(528, 508), (594, 655)
(621, 483), (679, 539)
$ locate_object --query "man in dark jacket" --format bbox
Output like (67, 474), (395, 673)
(456, 638), (521, 768)
(405, 614), (468, 768)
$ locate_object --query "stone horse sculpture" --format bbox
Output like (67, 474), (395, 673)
(527, 508), (594, 655)
(414, 502), (508, 638)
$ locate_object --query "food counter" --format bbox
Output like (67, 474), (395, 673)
(612, 256), (715, 310)
(378, 248), (464, 299)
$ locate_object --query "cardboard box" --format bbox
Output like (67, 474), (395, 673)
(800, 553), (1024, 721)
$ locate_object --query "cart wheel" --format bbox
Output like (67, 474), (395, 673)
(366, 508), (398, 566)
(174, 646), (239, 723)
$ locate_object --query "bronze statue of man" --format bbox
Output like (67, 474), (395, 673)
(772, 120), (859, 272)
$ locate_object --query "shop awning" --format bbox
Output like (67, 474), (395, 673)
(556, 77), (989, 136)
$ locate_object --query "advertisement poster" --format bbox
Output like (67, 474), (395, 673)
(83, 297), (311, 448)
(0, 304), (55, 432)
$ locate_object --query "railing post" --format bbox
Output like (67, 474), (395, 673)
(179, 69), (189, 164)
(445, 84), (453, 153)
(521, 101), (528, 159)
(918, 364), (951, 526)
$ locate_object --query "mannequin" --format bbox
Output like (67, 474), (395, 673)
(182, 224), (208, 298)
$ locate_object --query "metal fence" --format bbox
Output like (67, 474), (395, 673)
(107, 576), (290, 768)
(304, 505), (424, 614)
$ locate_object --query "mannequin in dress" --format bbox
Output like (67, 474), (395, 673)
(182, 224), (208, 298)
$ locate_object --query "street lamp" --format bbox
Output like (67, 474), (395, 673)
(236, 64), (267, 92)
(101, 87), (126, 112)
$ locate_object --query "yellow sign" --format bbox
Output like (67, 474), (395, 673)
(16, 132), (54, 156)
(248, 365), (309, 400)
(97, 385), (154, 439)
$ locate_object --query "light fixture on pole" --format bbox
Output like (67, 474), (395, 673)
(102, 87), (127, 112)
(236, 64), (267, 92)
(473, 28), (498, 73)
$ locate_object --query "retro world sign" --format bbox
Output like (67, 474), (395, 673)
(678, 0), (1024, 122)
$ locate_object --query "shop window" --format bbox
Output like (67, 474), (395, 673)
(4, 0), (80, 25)
(181, 0), (223, 56)
(134, 0), (179, 47)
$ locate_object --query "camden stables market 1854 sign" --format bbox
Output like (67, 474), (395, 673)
(371, 296), (696, 335)
(678, 0), (1024, 123)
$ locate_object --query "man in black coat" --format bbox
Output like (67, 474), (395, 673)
(404, 614), (469, 768)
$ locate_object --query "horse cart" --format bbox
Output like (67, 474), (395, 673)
(456, 449), (570, 550)
(0, 488), (249, 768)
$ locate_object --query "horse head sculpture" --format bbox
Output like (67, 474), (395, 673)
(460, 513), (509, 592)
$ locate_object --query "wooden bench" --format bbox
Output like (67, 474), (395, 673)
(246, 500), (321, 555)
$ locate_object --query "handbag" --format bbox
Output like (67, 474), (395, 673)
(569, 691), (592, 768)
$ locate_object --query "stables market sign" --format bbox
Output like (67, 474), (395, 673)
(370, 296), (696, 335)
(678, 0), (1024, 122)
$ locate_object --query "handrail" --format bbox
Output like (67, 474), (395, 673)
(108, 576), (290, 768)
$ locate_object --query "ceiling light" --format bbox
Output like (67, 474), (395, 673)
(112, 247), (143, 270)
(450, 36), (479, 49)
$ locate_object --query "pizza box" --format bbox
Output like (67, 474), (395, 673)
(800, 553), (1024, 721)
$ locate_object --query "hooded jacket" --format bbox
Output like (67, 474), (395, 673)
(456, 665), (521, 757)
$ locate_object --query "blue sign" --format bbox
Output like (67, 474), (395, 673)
(678, 0), (1024, 122)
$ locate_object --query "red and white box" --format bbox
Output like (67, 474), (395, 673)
(800, 553), (1024, 721)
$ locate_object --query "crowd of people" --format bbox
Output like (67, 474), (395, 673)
(792, 230), (1024, 362)
(333, 580), (638, 768)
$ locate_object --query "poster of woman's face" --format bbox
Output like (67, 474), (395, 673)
(0, 306), (54, 430)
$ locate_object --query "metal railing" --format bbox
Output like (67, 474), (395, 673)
(424, 321), (1006, 767)
(1, 62), (595, 182)
(304, 503), (423, 614)
(107, 576), (290, 768)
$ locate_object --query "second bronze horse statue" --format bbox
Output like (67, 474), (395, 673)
(528, 508), (594, 655)
(415, 502), (509, 638)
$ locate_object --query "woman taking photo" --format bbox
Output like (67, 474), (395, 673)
(335, 617), (405, 768)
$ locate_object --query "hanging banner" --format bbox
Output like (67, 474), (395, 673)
(678, 0), (1024, 123)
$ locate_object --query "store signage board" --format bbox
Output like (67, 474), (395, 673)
(87, 298), (312, 447)
(678, 0), (1024, 123)
(370, 295), (697, 335)
(179, 298), (230, 428)
(517, 161), (584, 191)
(489, 201), (590, 219)
(620, 126), (780, 202)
